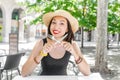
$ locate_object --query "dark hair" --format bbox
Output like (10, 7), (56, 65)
(47, 17), (74, 43)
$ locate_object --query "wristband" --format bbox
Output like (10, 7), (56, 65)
(39, 51), (48, 57)
(75, 56), (83, 64)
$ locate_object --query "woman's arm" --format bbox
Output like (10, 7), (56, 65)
(21, 40), (44, 77)
(21, 38), (56, 77)
(62, 41), (91, 76)
(72, 41), (91, 76)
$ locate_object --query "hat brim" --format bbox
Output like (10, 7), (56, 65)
(42, 10), (79, 33)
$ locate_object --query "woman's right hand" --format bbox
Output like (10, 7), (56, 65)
(42, 42), (55, 53)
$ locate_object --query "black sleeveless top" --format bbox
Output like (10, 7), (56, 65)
(40, 38), (71, 75)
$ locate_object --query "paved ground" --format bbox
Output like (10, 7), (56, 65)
(0, 40), (120, 80)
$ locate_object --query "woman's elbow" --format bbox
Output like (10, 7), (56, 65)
(81, 65), (91, 76)
(21, 69), (27, 77)
(83, 68), (91, 76)
(84, 71), (91, 76)
(21, 66), (29, 77)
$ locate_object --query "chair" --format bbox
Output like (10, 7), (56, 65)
(0, 49), (6, 67)
(0, 53), (25, 80)
(67, 60), (79, 75)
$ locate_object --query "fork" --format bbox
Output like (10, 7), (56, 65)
(47, 34), (68, 44)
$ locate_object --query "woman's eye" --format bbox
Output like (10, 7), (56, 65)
(51, 21), (56, 24)
(60, 23), (64, 25)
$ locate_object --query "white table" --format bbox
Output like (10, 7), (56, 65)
(13, 73), (104, 80)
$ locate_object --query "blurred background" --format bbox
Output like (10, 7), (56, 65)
(0, 0), (120, 80)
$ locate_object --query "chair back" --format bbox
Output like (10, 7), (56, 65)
(0, 49), (6, 67)
(3, 53), (24, 70)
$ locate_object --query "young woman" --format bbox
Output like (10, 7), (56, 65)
(21, 10), (91, 76)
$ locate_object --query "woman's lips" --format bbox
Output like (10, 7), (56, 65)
(53, 30), (60, 34)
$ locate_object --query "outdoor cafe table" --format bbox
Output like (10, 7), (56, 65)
(13, 73), (104, 80)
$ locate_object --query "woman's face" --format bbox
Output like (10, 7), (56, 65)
(50, 16), (68, 38)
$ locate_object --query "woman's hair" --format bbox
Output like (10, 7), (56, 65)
(47, 17), (74, 43)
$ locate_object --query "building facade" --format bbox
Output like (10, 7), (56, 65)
(0, 0), (25, 42)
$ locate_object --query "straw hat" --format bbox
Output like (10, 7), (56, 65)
(42, 10), (79, 33)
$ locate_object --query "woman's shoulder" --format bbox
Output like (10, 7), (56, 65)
(36, 39), (42, 43)
(37, 38), (47, 42)
(35, 38), (46, 45)
(71, 40), (77, 44)
(37, 38), (48, 45)
(71, 40), (79, 46)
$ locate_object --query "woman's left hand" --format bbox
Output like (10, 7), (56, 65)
(61, 41), (76, 55)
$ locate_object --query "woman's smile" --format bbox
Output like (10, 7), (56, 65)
(53, 30), (60, 34)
